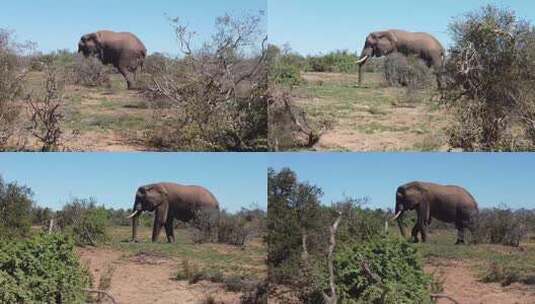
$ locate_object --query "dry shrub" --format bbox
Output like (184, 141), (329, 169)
(472, 206), (528, 247)
(217, 209), (263, 246)
(0, 29), (29, 149)
(55, 197), (109, 246)
(384, 53), (434, 89)
(268, 89), (322, 151)
(240, 281), (269, 304)
(191, 208), (220, 243)
(143, 13), (268, 151)
(192, 207), (265, 246)
(443, 5), (535, 151)
(68, 55), (111, 88)
(27, 66), (65, 151)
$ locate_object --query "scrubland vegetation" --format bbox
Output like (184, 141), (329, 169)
(269, 5), (535, 152)
(0, 12), (268, 152)
(267, 168), (535, 303)
(0, 176), (267, 303)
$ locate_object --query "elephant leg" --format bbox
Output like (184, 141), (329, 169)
(118, 66), (135, 90)
(455, 226), (465, 245)
(411, 224), (419, 243)
(420, 222), (428, 242)
(165, 218), (175, 243)
(152, 219), (164, 242)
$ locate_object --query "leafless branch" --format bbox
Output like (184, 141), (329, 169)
(431, 293), (460, 304)
(322, 212), (342, 304)
(83, 288), (118, 304)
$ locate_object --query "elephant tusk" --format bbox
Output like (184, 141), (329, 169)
(391, 210), (403, 221)
(127, 210), (139, 219)
(355, 55), (369, 64)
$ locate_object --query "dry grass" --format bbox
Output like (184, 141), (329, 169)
(293, 71), (451, 151)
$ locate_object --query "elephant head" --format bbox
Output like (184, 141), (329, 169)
(391, 184), (429, 238)
(78, 33), (102, 59)
(127, 184), (168, 241)
(356, 31), (398, 66)
(356, 31), (399, 85)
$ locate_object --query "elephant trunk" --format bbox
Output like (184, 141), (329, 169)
(131, 213), (140, 241)
(356, 47), (372, 86)
(128, 209), (141, 242)
(393, 203), (408, 238)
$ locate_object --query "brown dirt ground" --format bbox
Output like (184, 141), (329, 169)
(78, 247), (243, 304)
(426, 259), (535, 304)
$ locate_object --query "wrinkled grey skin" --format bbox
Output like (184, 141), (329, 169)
(357, 29), (445, 88)
(129, 183), (220, 243)
(393, 181), (478, 244)
(78, 30), (147, 89)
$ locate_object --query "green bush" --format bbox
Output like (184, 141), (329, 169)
(56, 198), (110, 246)
(267, 45), (305, 86)
(334, 237), (432, 304)
(305, 50), (358, 73)
(0, 233), (90, 303)
(0, 176), (34, 239)
(270, 60), (303, 86)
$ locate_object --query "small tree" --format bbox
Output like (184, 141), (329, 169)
(145, 12), (268, 151)
(56, 198), (109, 246)
(27, 65), (65, 151)
(0, 176), (34, 239)
(443, 5), (535, 151)
(0, 29), (30, 149)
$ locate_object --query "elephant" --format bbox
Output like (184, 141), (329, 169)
(355, 29), (445, 88)
(127, 183), (220, 243)
(391, 181), (479, 244)
(78, 30), (147, 90)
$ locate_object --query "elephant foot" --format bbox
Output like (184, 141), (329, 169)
(455, 239), (465, 245)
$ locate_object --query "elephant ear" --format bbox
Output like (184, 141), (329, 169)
(404, 187), (423, 209)
(373, 31), (398, 56)
(149, 184), (168, 201)
(87, 32), (101, 44)
(154, 184), (168, 197)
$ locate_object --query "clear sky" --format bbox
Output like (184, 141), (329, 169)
(268, 0), (535, 55)
(0, 0), (266, 54)
(0, 153), (267, 212)
(269, 153), (535, 210)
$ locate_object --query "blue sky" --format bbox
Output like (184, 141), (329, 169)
(0, 153), (267, 212)
(0, 0), (266, 54)
(268, 0), (535, 55)
(269, 153), (535, 210)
